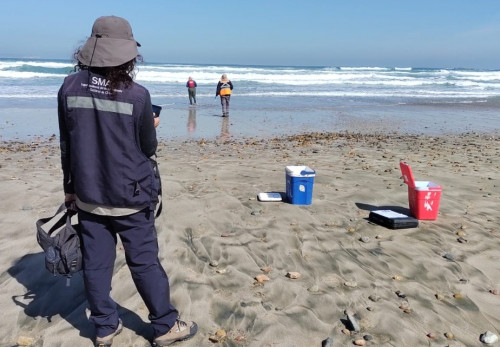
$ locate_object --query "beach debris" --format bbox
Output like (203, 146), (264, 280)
(359, 236), (370, 243)
(427, 332), (436, 339)
(209, 260), (219, 267)
(480, 331), (499, 344)
(220, 233), (232, 237)
(321, 336), (334, 347)
(368, 294), (381, 302)
(392, 275), (404, 281)
(344, 281), (358, 288)
(260, 266), (272, 273)
(443, 253), (455, 261)
(445, 332), (454, 339)
(457, 237), (468, 243)
(366, 306), (374, 311)
(16, 336), (36, 346)
(341, 328), (351, 335)
(395, 290), (406, 298)
(209, 329), (227, 343)
(399, 302), (411, 313)
(286, 271), (301, 279)
(255, 274), (270, 283)
(456, 230), (466, 237)
(353, 339), (366, 346)
(250, 210), (261, 215)
(216, 268), (227, 274)
(344, 309), (361, 332)
(234, 336), (245, 342)
(453, 293), (464, 299)
(459, 278), (469, 284)
(348, 227), (356, 232)
(489, 289), (499, 295)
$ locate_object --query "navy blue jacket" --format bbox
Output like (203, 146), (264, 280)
(58, 70), (159, 209)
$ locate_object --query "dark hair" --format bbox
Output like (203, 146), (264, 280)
(72, 48), (143, 99)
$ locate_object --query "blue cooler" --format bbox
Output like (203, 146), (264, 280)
(285, 166), (316, 205)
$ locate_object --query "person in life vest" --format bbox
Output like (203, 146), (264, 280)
(185, 76), (197, 105)
(58, 16), (197, 347)
(215, 74), (233, 117)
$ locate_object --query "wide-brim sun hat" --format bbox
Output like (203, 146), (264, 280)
(77, 15), (141, 67)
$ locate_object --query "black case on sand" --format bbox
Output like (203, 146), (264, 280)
(369, 210), (418, 229)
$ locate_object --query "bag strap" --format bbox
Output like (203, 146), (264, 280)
(36, 203), (76, 236)
(152, 158), (163, 218)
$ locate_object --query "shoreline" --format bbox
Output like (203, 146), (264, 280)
(1, 131), (499, 346)
(2, 99), (500, 143)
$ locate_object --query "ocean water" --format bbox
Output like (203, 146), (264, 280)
(1, 58), (500, 141)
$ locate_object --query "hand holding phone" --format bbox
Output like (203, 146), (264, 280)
(152, 104), (162, 117)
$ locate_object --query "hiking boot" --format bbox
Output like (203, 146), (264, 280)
(95, 319), (123, 347)
(152, 319), (198, 346)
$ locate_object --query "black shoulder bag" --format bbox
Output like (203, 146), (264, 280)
(36, 204), (82, 285)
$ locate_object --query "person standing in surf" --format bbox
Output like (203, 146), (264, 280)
(186, 76), (197, 105)
(215, 74), (233, 117)
(58, 15), (197, 347)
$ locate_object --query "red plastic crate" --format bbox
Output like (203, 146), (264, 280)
(400, 162), (442, 220)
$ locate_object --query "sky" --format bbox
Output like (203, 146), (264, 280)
(1, 0), (500, 69)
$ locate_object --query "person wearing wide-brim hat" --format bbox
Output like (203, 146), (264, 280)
(215, 73), (233, 117)
(58, 15), (197, 347)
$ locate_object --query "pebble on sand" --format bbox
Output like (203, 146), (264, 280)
(16, 336), (36, 346)
(255, 274), (270, 283)
(480, 331), (499, 344)
(209, 329), (227, 343)
(286, 271), (301, 279)
(353, 339), (366, 346)
(359, 236), (370, 243)
(307, 285), (319, 292)
(392, 275), (404, 281)
(368, 294), (381, 302)
(260, 266), (272, 273)
(395, 290), (406, 298)
(435, 293), (445, 300)
(445, 332), (454, 339)
(363, 334), (373, 341)
(321, 336), (334, 347)
(344, 281), (358, 288)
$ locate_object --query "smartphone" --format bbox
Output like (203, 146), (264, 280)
(152, 104), (162, 117)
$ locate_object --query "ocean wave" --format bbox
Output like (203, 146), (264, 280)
(1, 58), (500, 102)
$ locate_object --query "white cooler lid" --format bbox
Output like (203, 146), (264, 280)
(286, 165), (316, 177)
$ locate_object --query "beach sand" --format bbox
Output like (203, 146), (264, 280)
(0, 131), (499, 346)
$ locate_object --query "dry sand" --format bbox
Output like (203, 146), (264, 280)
(0, 131), (499, 347)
